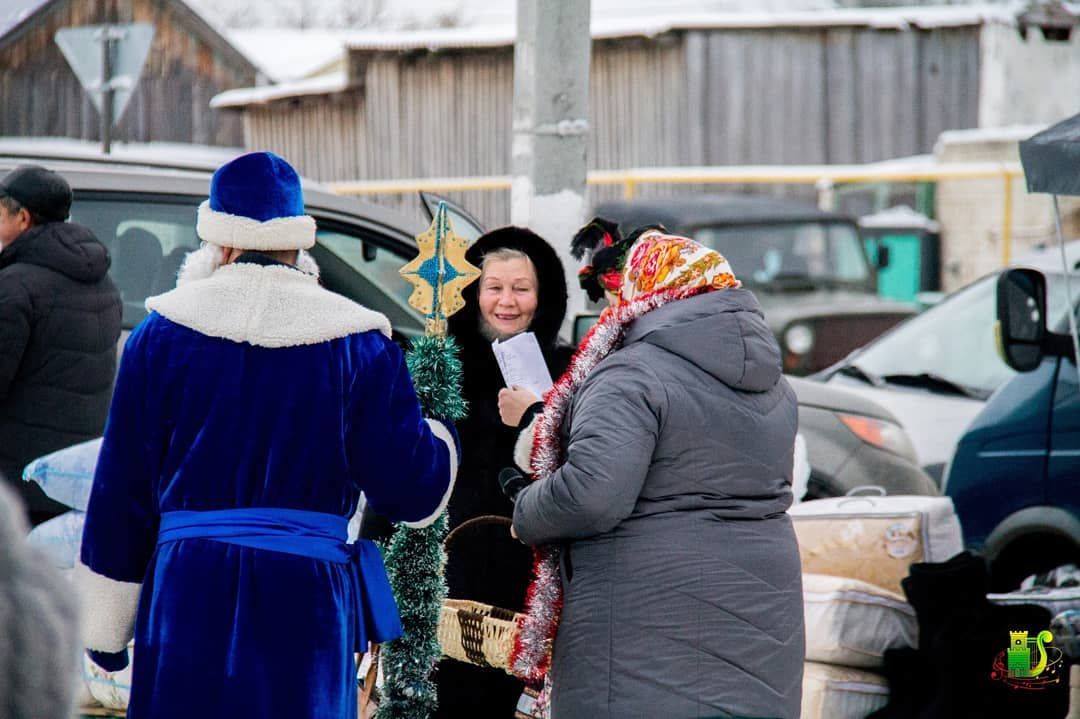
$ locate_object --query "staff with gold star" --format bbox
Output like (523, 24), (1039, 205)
(400, 203), (480, 336)
(376, 203), (479, 719)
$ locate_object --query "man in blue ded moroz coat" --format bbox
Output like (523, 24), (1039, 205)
(75, 152), (458, 719)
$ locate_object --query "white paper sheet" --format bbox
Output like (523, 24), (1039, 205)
(492, 332), (553, 398)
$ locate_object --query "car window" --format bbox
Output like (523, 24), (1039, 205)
(69, 198), (201, 327)
(312, 228), (423, 336)
(69, 197), (425, 337)
(692, 222), (870, 285)
(1047, 272), (1080, 335)
(851, 271), (1077, 396)
(852, 274), (1009, 394)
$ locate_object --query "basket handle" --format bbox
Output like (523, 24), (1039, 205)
(444, 514), (513, 551)
(845, 485), (887, 497)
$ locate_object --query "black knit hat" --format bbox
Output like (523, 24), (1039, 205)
(0, 165), (72, 222)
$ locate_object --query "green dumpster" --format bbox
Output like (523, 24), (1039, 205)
(860, 206), (941, 304)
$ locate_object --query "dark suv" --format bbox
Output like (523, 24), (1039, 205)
(593, 194), (916, 374)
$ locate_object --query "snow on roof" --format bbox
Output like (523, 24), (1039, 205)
(859, 205), (940, 231)
(210, 72), (351, 109)
(937, 124), (1049, 146)
(343, 24), (514, 52)
(227, 29), (350, 83)
(343, 4), (1023, 52)
(0, 0), (49, 40)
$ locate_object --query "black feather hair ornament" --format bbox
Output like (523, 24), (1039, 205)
(571, 217), (667, 302)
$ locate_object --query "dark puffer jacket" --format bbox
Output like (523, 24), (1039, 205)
(0, 222), (122, 517)
(434, 227), (574, 719)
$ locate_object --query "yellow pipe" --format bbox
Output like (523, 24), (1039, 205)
(1002, 173), (1014, 266)
(329, 163), (1024, 197)
(588, 163), (1024, 187)
(328, 163), (1026, 263)
(328, 175), (512, 195)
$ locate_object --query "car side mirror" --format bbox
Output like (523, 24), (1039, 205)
(996, 268), (1047, 372)
(876, 244), (890, 269)
(573, 313), (599, 345)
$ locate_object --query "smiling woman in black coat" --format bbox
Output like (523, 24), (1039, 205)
(434, 226), (572, 719)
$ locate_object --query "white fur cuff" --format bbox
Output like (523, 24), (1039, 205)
(403, 419), (459, 529)
(74, 561), (141, 653)
(514, 413), (540, 475)
(197, 200), (316, 250)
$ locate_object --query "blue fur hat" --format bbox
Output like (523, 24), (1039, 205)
(196, 152), (316, 250)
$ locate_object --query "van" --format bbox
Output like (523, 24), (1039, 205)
(942, 113), (1080, 590)
(944, 268), (1080, 590)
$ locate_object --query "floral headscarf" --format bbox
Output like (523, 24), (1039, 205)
(613, 230), (739, 305)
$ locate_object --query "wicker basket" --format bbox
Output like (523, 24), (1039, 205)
(437, 515), (524, 673)
(438, 598), (521, 670)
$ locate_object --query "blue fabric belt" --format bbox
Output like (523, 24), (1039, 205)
(158, 507), (403, 647)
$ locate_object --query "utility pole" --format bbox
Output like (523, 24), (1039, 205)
(511, 0), (592, 336)
(100, 0), (118, 153)
(99, 26), (114, 154)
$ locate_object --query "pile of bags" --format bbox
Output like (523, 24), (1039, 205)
(791, 494), (1075, 718)
(789, 494), (965, 719)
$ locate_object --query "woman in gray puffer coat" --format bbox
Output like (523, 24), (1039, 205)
(507, 223), (805, 719)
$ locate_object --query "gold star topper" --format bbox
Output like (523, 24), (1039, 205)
(399, 202), (481, 335)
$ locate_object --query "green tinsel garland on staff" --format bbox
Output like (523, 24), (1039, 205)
(376, 204), (479, 719)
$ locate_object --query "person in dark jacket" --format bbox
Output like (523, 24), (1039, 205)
(433, 226), (573, 719)
(0, 165), (122, 524)
(509, 222), (805, 719)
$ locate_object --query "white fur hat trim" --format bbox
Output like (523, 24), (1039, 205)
(197, 200), (316, 251)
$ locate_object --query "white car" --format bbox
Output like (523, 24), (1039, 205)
(815, 243), (1080, 483)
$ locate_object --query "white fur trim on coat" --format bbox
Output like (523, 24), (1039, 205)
(403, 418), (459, 529)
(146, 262), (391, 347)
(73, 561), (140, 653)
(197, 200), (316, 251)
(513, 413), (540, 475)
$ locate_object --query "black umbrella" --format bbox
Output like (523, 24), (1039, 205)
(1019, 113), (1080, 383)
(1019, 112), (1080, 196)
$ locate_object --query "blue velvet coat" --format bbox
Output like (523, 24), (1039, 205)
(77, 258), (457, 719)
